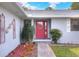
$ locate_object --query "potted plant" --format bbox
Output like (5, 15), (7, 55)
(50, 29), (62, 44)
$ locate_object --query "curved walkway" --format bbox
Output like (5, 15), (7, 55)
(37, 42), (56, 57)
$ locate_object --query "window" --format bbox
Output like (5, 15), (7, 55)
(0, 13), (5, 44)
(13, 19), (16, 39)
(71, 18), (79, 31)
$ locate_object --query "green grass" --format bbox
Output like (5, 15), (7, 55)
(51, 45), (79, 57)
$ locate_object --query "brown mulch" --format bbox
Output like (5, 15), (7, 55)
(7, 43), (37, 57)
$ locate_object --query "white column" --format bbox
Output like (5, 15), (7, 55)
(31, 19), (34, 26)
(31, 19), (35, 40)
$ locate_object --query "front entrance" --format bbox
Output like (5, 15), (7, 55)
(36, 20), (48, 39)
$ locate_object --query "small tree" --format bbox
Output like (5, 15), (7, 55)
(45, 7), (54, 10)
(21, 20), (34, 43)
(50, 29), (62, 44)
(71, 2), (79, 10)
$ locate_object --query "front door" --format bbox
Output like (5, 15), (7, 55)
(36, 20), (48, 39)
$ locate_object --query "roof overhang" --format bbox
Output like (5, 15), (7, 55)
(0, 2), (27, 19)
(25, 10), (79, 18)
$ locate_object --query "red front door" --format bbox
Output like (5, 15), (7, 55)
(36, 20), (48, 39)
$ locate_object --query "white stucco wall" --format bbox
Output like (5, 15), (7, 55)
(0, 7), (23, 56)
(51, 18), (79, 44)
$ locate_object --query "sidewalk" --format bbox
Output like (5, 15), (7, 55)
(37, 42), (56, 57)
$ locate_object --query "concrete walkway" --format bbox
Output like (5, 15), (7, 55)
(38, 42), (56, 57)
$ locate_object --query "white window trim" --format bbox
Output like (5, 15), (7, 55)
(67, 19), (70, 32)
(69, 18), (79, 32)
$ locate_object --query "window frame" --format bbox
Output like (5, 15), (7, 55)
(70, 18), (79, 32)
(0, 13), (5, 44)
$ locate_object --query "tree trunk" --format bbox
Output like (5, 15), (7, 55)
(54, 40), (57, 44)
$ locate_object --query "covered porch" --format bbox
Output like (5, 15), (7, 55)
(25, 10), (79, 43)
(31, 18), (51, 42)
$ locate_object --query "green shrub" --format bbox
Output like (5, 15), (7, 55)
(50, 29), (62, 44)
(21, 20), (34, 43)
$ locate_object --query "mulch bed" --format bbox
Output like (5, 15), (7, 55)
(7, 42), (37, 57)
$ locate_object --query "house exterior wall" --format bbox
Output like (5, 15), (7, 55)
(0, 7), (23, 56)
(51, 18), (79, 44)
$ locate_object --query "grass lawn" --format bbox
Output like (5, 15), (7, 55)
(51, 45), (79, 57)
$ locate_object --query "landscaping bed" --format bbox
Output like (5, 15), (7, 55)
(7, 43), (37, 57)
(50, 44), (79, 57)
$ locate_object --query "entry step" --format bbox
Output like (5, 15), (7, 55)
(33, 39), (52, 42)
